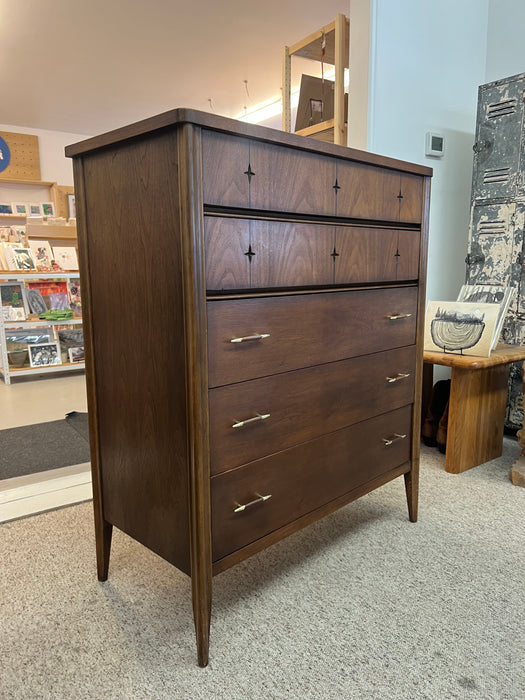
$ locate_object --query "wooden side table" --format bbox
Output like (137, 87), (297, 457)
(423, 345), (525, 473)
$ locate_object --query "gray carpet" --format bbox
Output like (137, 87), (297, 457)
(1, 439), (524, 699)
(0, 412), (90, 479)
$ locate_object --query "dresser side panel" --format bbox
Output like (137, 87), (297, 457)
(79, 131), (191, 573)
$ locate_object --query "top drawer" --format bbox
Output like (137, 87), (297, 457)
(201, 131), (425, 223)
(207, 287), (418, 387)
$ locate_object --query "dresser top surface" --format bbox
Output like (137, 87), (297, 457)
(65, 107), (432, 177)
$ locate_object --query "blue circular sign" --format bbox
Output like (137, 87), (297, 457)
(0, 137), (11, 173)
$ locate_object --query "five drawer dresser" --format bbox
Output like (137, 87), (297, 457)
(66, 109), (432, 666)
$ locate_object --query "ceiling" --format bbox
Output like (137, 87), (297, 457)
(1, 0), (349, 137)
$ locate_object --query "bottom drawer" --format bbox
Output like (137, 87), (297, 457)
(211, 405), (412, 562)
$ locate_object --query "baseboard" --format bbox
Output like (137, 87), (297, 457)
(0, 463), (92, 523)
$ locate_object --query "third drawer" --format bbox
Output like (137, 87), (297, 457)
(207, 287), (418, 387)
(209, 345), (416, 475)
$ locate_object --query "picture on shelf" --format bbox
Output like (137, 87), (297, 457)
(52, 246), (78, 270)
(68, 346), (84, 363)
(12, 247), (36, 271)
(11, 203), (28, 215)
(27, 280), (68, 309)
(57, 327), (83, 364)
(41, 202), (55, 217)
(0, 203), (13, 215)
(67, 278), (82, 317)
(28, 240), (54, 270)
(28, 203), (43, 217)
(28, 342), (62, 367)
(67, 194), (76, 219)
(24, 288), (48, 315)
(6, 328), (53, 352)
(1, 282), (25, 309)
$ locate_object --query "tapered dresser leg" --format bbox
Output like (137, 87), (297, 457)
(192, 575), (212, 667)
(95, 517), (113, 581)
(404, 470), (418, 522)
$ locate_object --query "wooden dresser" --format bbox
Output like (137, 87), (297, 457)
(66, 110), (431, 666)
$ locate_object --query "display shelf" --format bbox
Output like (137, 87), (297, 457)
(6, 362), (85, 377)
(3, 318), (83, 329)
(0, 270), (83, 385)
(282, 13), (349, 145)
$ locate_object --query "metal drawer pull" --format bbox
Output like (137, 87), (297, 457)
(232, 413), (270, 429)
(382, 433), (407, 447)
(387, 313), (412, 320)
(230, 333), (270, 343)
(386, 372), (410, 383)
(234, 493), (272, 513)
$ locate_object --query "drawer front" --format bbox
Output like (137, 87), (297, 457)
(211, 405), (412, 562)
(335, 161), (423, 224)
(201, 131), (336, 215)
(334, 227), (420, 284)
(248, 141), (336, 215)
(207, 287), (418, 387)
(205, 217), (334, 291)
(209, 345), (416, 475)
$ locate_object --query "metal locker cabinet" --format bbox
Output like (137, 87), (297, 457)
(466, 72), (525, 430)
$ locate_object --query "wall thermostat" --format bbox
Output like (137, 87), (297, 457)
(425, 131), (445, 157)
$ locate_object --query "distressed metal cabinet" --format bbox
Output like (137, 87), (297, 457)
(66, 109), (431, 666)
(466, 72), (525, 428)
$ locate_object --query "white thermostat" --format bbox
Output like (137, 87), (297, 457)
(425, 131), (445, 157)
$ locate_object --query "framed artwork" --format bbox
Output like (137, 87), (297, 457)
(12, 247), (36, 271)
(0, 203), (13, 215)
(52, 246), (78, 270)
(11, 203), (28, 215)
(28, 239), (54, 270)
(28, 342), (62, 367)
(28, 203), (43, 217)
(67, 194), (76, 219)
(41, 202), (55, 217)
(0, 281), (29, 315)
(6, 328), (53, 352)
(68, 346), (85, 363)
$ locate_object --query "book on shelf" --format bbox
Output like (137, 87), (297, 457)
(424, 285), (515, 357)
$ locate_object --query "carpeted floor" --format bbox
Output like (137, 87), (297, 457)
(0, 412), (90, 479)
(0, 439), (524, 699)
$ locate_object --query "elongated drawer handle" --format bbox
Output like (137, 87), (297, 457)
(230, 333), (270, 344)
(387, 313), (412, 320)
(386, 372), (411, 383)
(234, 493), (272, 513)
(232, 413), (270, 429)
(382, 433), (407, 447)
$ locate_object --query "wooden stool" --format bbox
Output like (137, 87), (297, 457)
(423, 345), (525, 473)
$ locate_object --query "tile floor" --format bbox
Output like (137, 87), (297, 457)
(0, 371), (92, 522)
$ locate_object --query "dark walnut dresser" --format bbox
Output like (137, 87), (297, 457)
(66, 109), (431, 666)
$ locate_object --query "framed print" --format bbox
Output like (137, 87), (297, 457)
(0, 203), (13, 215)
(28, 239), (54, 270)
(0, 281), (29, 316)
(41, 202), (55, 217)
(68, 346), (85, 363)
(28, 342), (62, 367)
(52, 246), (78, 270)
(11, 202), (28, 215)
(28, 203), (43, 216)
(12, 247), (36, 271)
(67, 193), (76, 219)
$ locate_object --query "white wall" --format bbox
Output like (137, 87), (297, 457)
(368, 0), (489, 304)
(0, 124), (90, 186)
(485, 0), (525, 82)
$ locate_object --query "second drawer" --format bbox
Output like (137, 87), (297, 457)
(209, 345), (416, 475)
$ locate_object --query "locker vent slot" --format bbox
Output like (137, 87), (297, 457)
(483, 167), (510, 184)
(477, 219), (507, 235)
(487, 98), (518, 118)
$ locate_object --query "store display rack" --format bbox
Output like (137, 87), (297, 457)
(0, 271), (84, 384)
